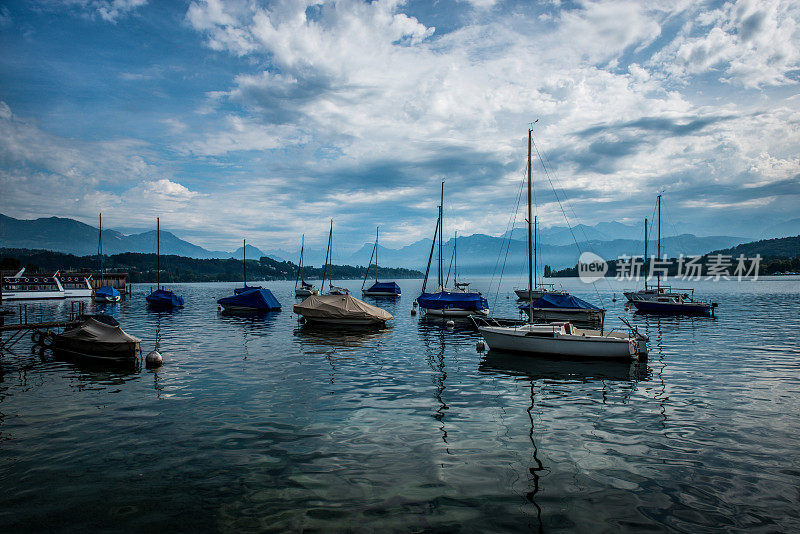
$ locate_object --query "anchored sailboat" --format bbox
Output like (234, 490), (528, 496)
(513, 217), (567, 300)
(624, 195), (717, 316)
(145, 218), (184, 309)
(94, 213), (121, 303)
(416, 182), (489, 317)
(362, 227), (401, 297)
(294, 235), (318, 297)
(474, 126), (647, 359)
(217, 239), (281, 312)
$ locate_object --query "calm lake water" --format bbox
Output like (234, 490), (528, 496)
(1, 276), (799, 532)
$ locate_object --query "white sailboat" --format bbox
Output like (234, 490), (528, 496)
(474, 126), (647, 360)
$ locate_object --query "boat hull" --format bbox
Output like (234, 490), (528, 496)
(362, 291), (400, 297)
(630, 299), (714, 316)
(523, 308), (605, 325)
(295, 289), (317, 297)
(479, 325), (634, 360)
(514, 289), (568, 300)
(52, 338), (140, 360)
(94, 294), (121, 303)
(301, 316), (387, 326)
(2, 290), (66, 300)
(64, 288), (93, 298)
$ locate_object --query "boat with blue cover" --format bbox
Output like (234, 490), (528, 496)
(145, 218), (184, 310)
(416, 182), (489, 317)
(94, 214), (121, 303)
(217, 239), (281, 312)
(362, 227), (401, 297)
(519, 293), (605, 327)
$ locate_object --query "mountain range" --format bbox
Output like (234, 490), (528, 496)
(4, 213), (799, 272)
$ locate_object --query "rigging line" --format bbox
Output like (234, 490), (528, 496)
(530, 136), (607, 307)
(489, 166), (526, 303)
(490, 168), (526, 311)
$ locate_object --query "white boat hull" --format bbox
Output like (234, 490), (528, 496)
(479, 325), (635, 360)
(65, 288), (93, 298)
(94, 295), (121, 303)
(3, 290), (66, 300)
(295, 289), (317, 297)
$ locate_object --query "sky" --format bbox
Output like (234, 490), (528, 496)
(1, 0), (799, 253)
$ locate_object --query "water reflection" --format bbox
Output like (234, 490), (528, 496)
(479, 352), (649, 383)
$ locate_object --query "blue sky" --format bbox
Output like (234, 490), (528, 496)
(1, 0), (799, 253)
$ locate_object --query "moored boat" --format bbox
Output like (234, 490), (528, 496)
(294, 235), (318, 297)
(217, 239), (281, 312)
(93, 213), (121, 302)
(145, 217), (184, 310)
(476, 126), (646, 360)
(361, 227), (401, 297)
(417, 183), (489, 317)
(52, 315), (141, 363)
(519, 293), (605, 327)
(1, 268), (65, 300)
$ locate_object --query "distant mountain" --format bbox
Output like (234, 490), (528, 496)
(759, 218), (800, 240)
(231, 244), (266, 260)
(0, 214), (232, 259)
(710, 235), (800, 259)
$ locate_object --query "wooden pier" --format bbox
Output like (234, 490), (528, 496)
(0, 302), (86, 352)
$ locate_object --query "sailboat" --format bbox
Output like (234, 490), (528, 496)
(145, 218), (184, 309)
(217, 239), (281, 312)
(624, 195), (717, 316)
(416, 182), (489, 317)
(294, 220), (393, 326)
(361, 227), (401, 297)
(513, 217), (567, 300)
(294, 235), (318, 297)
(320, 220), (349, 295)
(94, 213), (121, 303)
(474, 127), (647, 359)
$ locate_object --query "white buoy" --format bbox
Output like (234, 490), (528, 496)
(476, 340), (486, 352)
(446, 320), (455, 327)
(145, 350), (163, 368)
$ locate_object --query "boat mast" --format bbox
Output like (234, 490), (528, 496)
(296, 235), (304, 289)
(375, 226), (379, 282)
(438, 181), (444, 289)
(643, 217), (648, 290)
(528, 126), (534, 321)
(321, 220), (332, 292)
(98, 213), (103, 287)
(534, 215), (537, 289)
(421, 217), (439, 294)
(243, 238), (246, 287)
(156, 217), (160, 290)
(657, 194), (661, 291)
(454, 230), (458, 286)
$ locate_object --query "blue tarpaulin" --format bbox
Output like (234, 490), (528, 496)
(417, 290), (488, 311)
(365, 281), (401, 294)
(234, 285), (262, 295)
(519, 293), (601, 311)
(146, 289), (184, 308)
(95, 286), (120, 298)
(218, 288), (281, 311)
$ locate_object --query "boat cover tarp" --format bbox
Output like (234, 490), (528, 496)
(95, 286), (120, 298)
(294, 294), (393, 322)
(519, 293), (601, 311)
(365, 281), (401, 294)
(300, 280), (313, 288)
(234, 285), (262, 295)
(417, 290), (488, 311)
(59, 317), (141, 344)
(146, 289), (184, 307)
(218, 288), (281, 310)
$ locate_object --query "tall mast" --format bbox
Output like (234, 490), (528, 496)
(243, 239), (246, 287)
(438, 181), (444, 289)
(321, 220), (332, 292)
(454, 230), (458, 285)
(527, 127), (534, 320)
(296, 235), (304, 289)
(375, 226), (379, 282)
(98, 213), (103, 287)
(534, 215), (538, 289)
(156, 217), (160, 290)
(644, 217), (648, 290)
(657, 194), (661, 291)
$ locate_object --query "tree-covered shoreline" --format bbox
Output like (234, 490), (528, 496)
(0, 248), (423, 283)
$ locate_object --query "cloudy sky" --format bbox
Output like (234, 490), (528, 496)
(1, 0), (799, 252)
